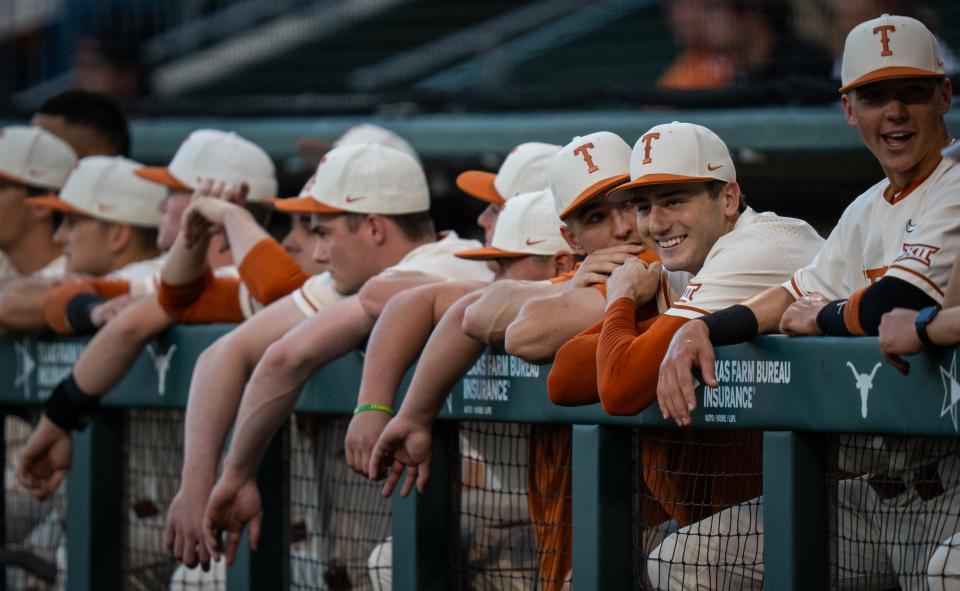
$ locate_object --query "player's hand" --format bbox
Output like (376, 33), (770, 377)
(165, 479), (215, 570)
(89, 294), (139, 328)
(202, 471), (262, 566)
(657, 320), (717, 426)
(570, 245), (647, 289)
(367, 414), (434, 497)
(879, 308), (923, 375)
(605, 258), (662, 310)
(16, 416), (72, 499)
(344, 409), (393, 476)
(779, 293), (829, 335)
(181, 180), (249, 248)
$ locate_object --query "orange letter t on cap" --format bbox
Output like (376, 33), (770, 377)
(573, 143), (599, 173)
(873, 25), (895, 57)
(640, 132), (661, 164)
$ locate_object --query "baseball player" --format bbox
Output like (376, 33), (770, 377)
(655, 15), (960, 590)
(31, 89), (131, 158)
(367, 130), (657, 590)
(544, 123), (822, 589)
(364, 188), (575, 591)
(163, 142), (489, 568)
(0, 127), (77, 285)
(344, 140), (559, 477)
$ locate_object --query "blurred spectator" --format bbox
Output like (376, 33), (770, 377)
(70, 31), (148, 106)
(659, 0), (832, 90)
(829, 0), (958, 80)
(31, 89), (130, 157)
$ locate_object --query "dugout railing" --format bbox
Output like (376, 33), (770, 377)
(0, 325), (957, 590)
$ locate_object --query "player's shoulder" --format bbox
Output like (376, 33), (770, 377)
(727, 209), (822, 248)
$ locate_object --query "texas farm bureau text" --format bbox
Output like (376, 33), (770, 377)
(461, 354), (539, 414)
(702, 359), (792, 412)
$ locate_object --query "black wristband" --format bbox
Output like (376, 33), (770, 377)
(65, 293), (106, 335)
(701, 305), (759, 346)
(43, 373), (100, 431)
(816, 299), (853, 336)
(915, 305), (942, 347)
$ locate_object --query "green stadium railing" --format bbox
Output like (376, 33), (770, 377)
(0, 326), (958, 590)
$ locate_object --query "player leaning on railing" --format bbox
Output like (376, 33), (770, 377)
(656, 14), (960, 590)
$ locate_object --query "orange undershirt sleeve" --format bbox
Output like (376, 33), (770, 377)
(597, 298), (689, 416)
(547, 320), (603, 406)
(237, 238), (311, 306)
(843, 287), (868, 336)
(42, 277), (133, 334)
(158, 269), (245, 323)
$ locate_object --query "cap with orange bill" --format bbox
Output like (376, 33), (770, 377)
(456, 142), (560, 206)
(839, 14), (945, 93)
(607, 122), (735, 202)
(27, 156), (167, 227)
(456, 189), (569, 260)
(275, 143), (429, 216)
(135, 129), (278, 203)
(550, 131), (631, 219)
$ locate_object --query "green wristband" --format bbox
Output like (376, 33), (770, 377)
(353, 403), (394, 416)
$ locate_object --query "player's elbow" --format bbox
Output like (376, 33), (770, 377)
(546, 368), (577, 406)
(504, 319), (554, 363)
(357, 276), (390, 318)
(261, 337), (311, 377)
(597, 374), (649, 416)
(461, 299), (495, 343)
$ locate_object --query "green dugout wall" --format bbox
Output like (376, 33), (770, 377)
(0, 328), (958, 589)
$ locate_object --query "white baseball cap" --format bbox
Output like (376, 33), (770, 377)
(550, 131), (631, 219)
(456, 142), (560, 206)
(135, 129), (278, 203)
(28, 156), (167, 227)
(608, 122), (735, 202)
(839, 14), (945, 93)
(456, 189), (568, 260)
(275, 143), (429, 215)
(0, 126), (77, 190)
(334, 123), (420, 163)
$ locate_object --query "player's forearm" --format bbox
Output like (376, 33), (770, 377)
(505, 287), (606, 362)
(72, 298), (173, 396)
(929, 307), (960, 347)
(357, 288), (441, 407)
(397, 297), (486, 425)
(0, 280), (55, 332)
(161, 232), (212, 286)
(222, 206), (268, 263)
(463, 281), (559, 347)
(181, 336), (256, 483)
(744, 286), (796, 334)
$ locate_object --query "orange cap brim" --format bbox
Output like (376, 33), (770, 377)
(25, 195), (91, 217)
(455, 246), (529, 260)
(456, 171), (505, 206)
(839, 67), (945, 93)
(135, 167), (193, 191)
(273, 196), (347, 215)
(607, 174), (719, 202)
(558, 173), (630, 219)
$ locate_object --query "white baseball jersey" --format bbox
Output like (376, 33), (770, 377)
(785, 157), (960, 302)
(0, 253), (66, 282)
(664, 208), (824, 319)
(108, 255), (167, 296)
(292, 232), (493, 317)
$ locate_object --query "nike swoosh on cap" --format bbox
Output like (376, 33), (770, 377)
(344, 195), (365, 203)
(525, 238), (546, 246)
(707, 164), (724, 171)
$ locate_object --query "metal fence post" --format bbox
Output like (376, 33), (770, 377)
(66, 410), (124, 591)
(571, 424), (633, 590)
(228, 424), (290, 591)
(763, 430), (828, 591)
(391, 421), (453, 591)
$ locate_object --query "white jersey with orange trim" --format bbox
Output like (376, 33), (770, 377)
(665, 208), (824, 320)
(292, 232), (493, 318)
(785, 157), (960, 303)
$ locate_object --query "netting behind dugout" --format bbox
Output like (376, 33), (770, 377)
(829, 434), (960, 591)
(632, 427), (764, 590)
(4, 411), (67, 590)
(450, 421), (571, 591)
(289, 414), (392, 591)
(123, 409), (225, 590)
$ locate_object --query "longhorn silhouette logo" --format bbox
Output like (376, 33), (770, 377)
(147, 345), (177, 397)
(847, 361), (881, 418)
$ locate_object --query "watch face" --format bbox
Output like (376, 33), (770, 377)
(917, 306), (940, 325)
